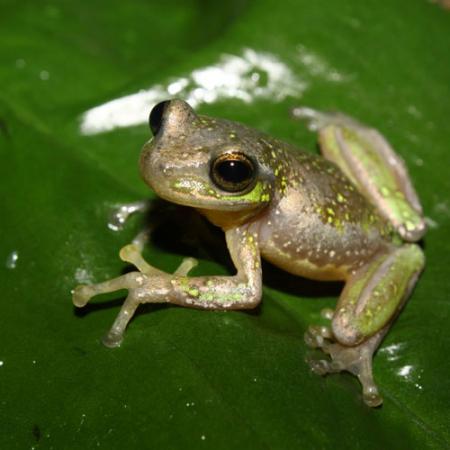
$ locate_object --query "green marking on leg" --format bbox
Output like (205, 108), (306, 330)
(340, 244), (424, 340)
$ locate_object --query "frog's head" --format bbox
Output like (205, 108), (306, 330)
(140, 99), (276, 227)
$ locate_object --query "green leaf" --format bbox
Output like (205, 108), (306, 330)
(1, 1), (449, 449)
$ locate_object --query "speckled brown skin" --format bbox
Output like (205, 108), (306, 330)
(141, 101), (395, 281)
(73, 100), (425, 407)
(247, 150), (394, 281)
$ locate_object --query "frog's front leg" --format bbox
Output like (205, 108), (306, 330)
(72, 226), (262, 347)
(305, 243), (424, 407)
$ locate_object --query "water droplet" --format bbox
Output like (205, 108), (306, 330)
(6, 250), (18, 269)
(39, 70), (50, 81)
(398, 364), (413, 377)
(75, 268), (93, 284)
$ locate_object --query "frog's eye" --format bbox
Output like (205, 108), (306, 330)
(210, 152), (256, 193)
(149, 100), (170, 136)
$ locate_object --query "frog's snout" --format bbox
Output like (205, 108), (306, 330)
(139, 146), (167, 189)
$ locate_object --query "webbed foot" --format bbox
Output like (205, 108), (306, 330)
(305, 309), (384, 407)
(73, 243), (199, 348)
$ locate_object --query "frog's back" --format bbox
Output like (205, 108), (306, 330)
(254, 140), (394, 281)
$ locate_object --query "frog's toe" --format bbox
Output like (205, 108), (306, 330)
(308, 358), (330, 375)
(307, 358), (344, 375)
(174, 257), (198, 276)
(72, 285), (92, 308)
(304, 324), (333, 348)
(102, 331), (124, 348)
(320, 308), (334, 320)
(119, 244), (142, 264)
(363, 385), (383, 408)
(290, 107), (328, 131)
(304, 329), (320, 348)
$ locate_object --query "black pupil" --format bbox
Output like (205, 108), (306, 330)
(149, 100), (170, 136)
(217, 159), (252, 184)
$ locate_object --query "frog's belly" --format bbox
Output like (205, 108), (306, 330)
(261, 246), (349, 281)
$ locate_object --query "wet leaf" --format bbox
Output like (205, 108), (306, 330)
(1, 1), (449, 449)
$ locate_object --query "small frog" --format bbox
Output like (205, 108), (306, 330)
(73, 100), (426, 407)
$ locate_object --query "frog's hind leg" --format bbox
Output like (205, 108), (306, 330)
(292, 107), (426, 242)
(305, 243), (425, 407)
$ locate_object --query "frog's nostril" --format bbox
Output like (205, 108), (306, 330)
(149, 100), (171, 136)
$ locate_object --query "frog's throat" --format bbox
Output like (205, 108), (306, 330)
(197, 207), (265, 230)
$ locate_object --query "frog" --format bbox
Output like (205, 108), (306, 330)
(72, 99), (426, 407)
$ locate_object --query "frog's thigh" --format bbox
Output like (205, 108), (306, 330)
(332, 244), (425, 346)
(318, 122), (426, 242)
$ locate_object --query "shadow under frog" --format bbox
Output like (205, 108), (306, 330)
(75, 199), (341, 318)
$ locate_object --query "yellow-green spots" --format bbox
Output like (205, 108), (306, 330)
(229, 132), (237, 139)
(342, 128), (353, 140)
(260, 193), (271, 202)
(210, 291), (244, 304)
(381, 186), (390, 197)
(274, 164), (284, 178)
(229, 292), (243, 302)
(402, 210), (412, 219)
(326, 207), (335, 216)
(405, 220), (416, 231)
(188, 288), (199, 297)
(259, 138), (273, 148)
(178, 277), (200, 298)
(245, 233), (259, 263)
(337, 193), (346, 203)
(200, 292), (214, 302)
(271, 150), (277, 159)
